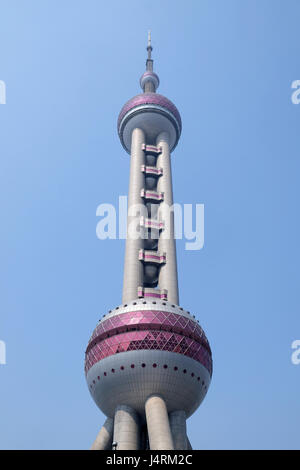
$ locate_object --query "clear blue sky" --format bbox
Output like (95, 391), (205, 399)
(0, 0), (299, 450)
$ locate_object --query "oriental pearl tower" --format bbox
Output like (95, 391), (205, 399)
(85, 33), (212, 450)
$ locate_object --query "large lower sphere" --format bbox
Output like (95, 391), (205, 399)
(85, 300), (212, 419)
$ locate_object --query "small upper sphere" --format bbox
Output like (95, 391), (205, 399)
(140, 71), (160, 91)
(118, 93), (182, 154)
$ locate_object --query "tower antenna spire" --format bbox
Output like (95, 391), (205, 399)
(146, 30), (153, 70)
(147, 30), (152, 54)
(140, 31), (159, 92)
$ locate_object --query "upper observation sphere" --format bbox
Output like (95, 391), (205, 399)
(140, 71), (160, 91)
(117, 92), (182, 154)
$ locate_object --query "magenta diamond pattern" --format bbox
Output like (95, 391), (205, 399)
(89, 310), (210, 350)
(85, 310), (212, 377)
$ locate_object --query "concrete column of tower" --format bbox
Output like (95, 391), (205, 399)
(90, 418), (113, 450)
(169, 410), (187, 450)
(113, 405), (140, 450)
(156, 131), (179, 305)
(122, 128), (145, 304)
(145, 395), (174, 450)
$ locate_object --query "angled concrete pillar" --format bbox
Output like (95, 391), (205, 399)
(156, 131), (179, 305)
(169, 410), (187, 450)
(187, 437), (193, 450)
(113, 405), (140, 450)
(90, 417), (113, 450)
(145, 394), (174, 450)
(122, 127), (145, 303)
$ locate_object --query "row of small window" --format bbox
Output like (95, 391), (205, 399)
(90, 363), (207, 388)
(107, 302), (183, 312)
(101, 303), (198, 322)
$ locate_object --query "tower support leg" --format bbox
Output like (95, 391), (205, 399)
(113, 405), (140, 450)
(169, 410), (187, 450)
(90, 417), (113, 450)
(145, 394), (174, 450)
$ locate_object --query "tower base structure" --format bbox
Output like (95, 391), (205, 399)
(91, 397), (194, 450)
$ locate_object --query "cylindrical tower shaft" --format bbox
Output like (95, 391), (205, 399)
(113, 405), (140, 450)
(156, 131), (179, 304)
(122, 128), (145, 304)
(145, 395), (174, 450)
(169, 410), (187, 450)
